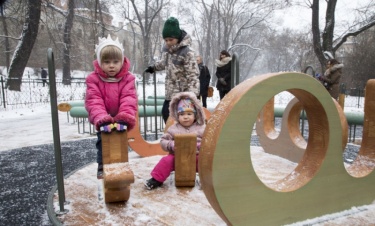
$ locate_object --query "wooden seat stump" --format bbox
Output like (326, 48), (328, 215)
(101, 131), (134, 203)
(57, 102), (72, 123)
(174, 134), (197, 187)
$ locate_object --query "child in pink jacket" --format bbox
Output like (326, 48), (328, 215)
(145, 92), (206, 189)
(85, 34), (137, 179)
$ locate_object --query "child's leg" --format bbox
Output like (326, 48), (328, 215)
(151, 154), (175, 183)
(95, 132), (102, 164)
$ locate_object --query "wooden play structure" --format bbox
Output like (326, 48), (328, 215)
(256, 96), (348, 162)
(49, 67), (375, 224)
(127, 107), (211, 157)
(199, 72), (375, 225)
(174, 134), (197, 187)
(101, 131), (134, 203)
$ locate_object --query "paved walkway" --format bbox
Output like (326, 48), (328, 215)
(0, 138), (97, 226)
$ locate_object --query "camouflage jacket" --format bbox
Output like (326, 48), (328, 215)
(154, 30), (200, 100)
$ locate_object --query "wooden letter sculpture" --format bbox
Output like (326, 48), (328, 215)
(101, 131), (134, 203)
(174, 134), (197, 187)
(199, 73), (375, 225)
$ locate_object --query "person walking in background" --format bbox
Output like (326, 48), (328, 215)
(85, 34), (137, 179)
(196, 55), (211, 108)
(145, 17), (200, 123)
(144, 92), (206, 190)
(319, 58), (344, 100)
(215, 50), (232, 100)
(41, 67), (48, 87)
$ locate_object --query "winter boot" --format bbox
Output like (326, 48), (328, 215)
(97, 163), (103, 179)
(144, 178), (163, 190)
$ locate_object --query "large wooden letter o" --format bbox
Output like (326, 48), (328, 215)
(199, 72), (375, 225)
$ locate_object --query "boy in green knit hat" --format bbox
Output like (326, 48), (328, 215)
(145, 17), (200, 123)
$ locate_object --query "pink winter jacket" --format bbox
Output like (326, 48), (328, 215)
(160, 92), (206, 154)
(85, 58), (137, 131)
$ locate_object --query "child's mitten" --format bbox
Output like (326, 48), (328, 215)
(196, 142), (201, 151)
(114, 122), (127, 132)
(167, 141), (175, 154)
(100, 123), (115, 133)
(114, 112), (135, 130)
(96, 115), (113, 131)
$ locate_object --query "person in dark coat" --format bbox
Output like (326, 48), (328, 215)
(215, 50), (232, 100)
(196, 55), (211, 108)
(41, 67), (48, 87)
(319, 58), (344, 100)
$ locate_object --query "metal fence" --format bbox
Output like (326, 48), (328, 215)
(0, 76), (87, 110)
(0, 75), (365, 144)
(0, 75), (366, 110)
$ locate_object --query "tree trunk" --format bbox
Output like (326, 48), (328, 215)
(311, 0), (328, 72)
(62, 0), (75, 85)
(95, 0), (105, 37)
(7, 0), (41, 91)
(1, 11), (10, 73)
(322, 0), (337, 53)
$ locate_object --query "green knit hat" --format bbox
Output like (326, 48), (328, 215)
(162, 17), (182, 39)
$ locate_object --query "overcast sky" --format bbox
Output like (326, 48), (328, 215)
(273, 0), (373, 33)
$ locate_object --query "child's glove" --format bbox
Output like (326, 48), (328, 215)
(95, 115), (113, 131)
(145, 66), (155, 73)
(167, 141), (175, 154)
(114, 112), (135, 130)
(196, 142), (201, 151)
(114, 122), (127, 132)
(100, 123), (115, 133)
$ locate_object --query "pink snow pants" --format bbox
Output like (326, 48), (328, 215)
(151, 154), (199, 183)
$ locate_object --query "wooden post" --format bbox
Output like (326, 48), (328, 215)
(102, 131), (128, 164)
(101, 130), (134, 202)
(174, 134), (197, 187)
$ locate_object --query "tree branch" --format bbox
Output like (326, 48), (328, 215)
(333, 19), (375, 52)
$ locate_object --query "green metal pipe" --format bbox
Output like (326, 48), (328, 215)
(273, 106), (363, 125)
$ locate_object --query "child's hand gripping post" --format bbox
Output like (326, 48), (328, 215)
(114, 122), (127, 132)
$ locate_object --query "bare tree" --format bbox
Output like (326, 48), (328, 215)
(342, 29), (375, 90)
(0, 2), (10, 72)
(6, 0), (41, 91)
(185, 0), (288, 84)
(311, 0), (375, 72)
(187, 0), (214, 69)
(61, 0), (75, 85)
(112, 0), (170, 71)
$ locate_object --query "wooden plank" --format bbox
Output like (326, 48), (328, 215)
(127, 112), (166, 157)
(102, 131), (128, 164)
(174, 134), (197, 187)
(101, 131), (133, 203)
(103, 163), (134, 188)
(104, 186), (131, 203)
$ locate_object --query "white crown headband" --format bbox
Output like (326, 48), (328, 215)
(95, 34), (124, 65)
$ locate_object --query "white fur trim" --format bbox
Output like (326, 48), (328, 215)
(95, 34), (124, 66)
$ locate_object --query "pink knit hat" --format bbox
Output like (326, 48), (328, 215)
(177, 98), (196, 113)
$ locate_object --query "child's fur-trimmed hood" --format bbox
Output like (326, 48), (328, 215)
(168, 92), (205, 125)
